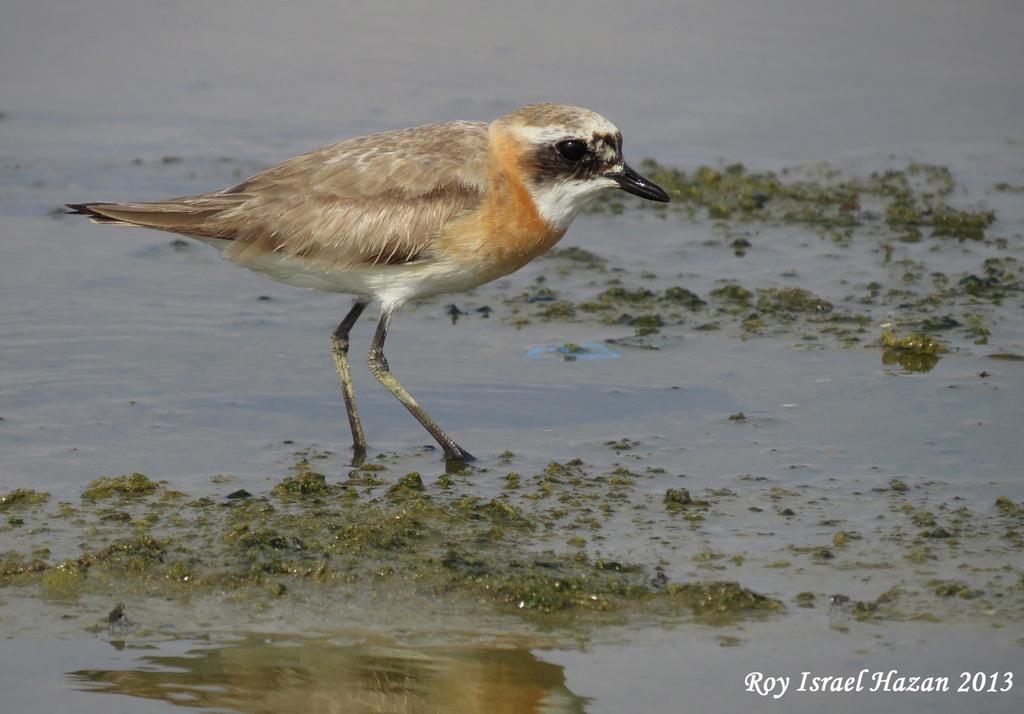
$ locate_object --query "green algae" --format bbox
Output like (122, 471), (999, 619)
(905, 547), (934, 564)
(475, 498), (531, 527)
(7, 432), (1022, 636)
(957, 273), (1016, 301)
(539, 300), (577, 320)
(0, 488), (49, 511)
(598, 286), (656, 304)
(546, 246), (606, 265)
(528, 157), (1016, 354)
(629, 314), (663, 336)
(166, 560), (192, 583)
(273, 468), (330, 498)
(386, 472), (426, 499)
(663, 286), (706, 309)
(932, 580), (980, 599)
(40, 559), (87, 598)
(988, 352), (1024, 361)
(605, 438), (639, 451)
(664, 488), (692, 507)
(614, 159), (987, 237)
(664, 581), (782, 621)
(709, 284), (752, 306)
(82, 535), (167, 572)
(930, 208), (995, 241)
(919, 315), (961, 332)
(664, 488), (710, 521)
(794, 591), (816, 608)
(993, 182), (1024, 193)
(630, 161), (780, 219)
(461, 559), (648, 612)
(97, 508), (132, 522)
(880, 329), (947, 354)
(880, 326), (947, 372)
(994, 496), (1024, 518)
(755, 288), (832, 315)
(0, 457), (791, 627)
(81, 473), (159, 500)
(886, 196), (920, 227)
(554, 342), (590, 361)
(0, 551), (48, 577)
(832, 531), (862, 547)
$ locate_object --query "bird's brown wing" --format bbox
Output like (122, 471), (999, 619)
(71, 120), (491, 268)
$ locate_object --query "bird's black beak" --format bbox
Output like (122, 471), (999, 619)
(609, 163), (670, 203)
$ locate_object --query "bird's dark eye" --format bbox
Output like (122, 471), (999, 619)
(556, 139), (587, 162)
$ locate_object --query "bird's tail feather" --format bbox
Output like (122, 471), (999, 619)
(65, 197), (239, 239)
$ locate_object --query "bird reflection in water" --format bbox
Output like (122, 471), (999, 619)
(69, 635), (588, 713)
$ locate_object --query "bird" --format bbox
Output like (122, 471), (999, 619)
(68, 102), (670, 463)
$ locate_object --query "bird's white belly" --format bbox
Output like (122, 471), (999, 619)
(227, 249), (486, 311)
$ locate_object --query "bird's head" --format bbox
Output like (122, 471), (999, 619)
(492, 103), (669, 229)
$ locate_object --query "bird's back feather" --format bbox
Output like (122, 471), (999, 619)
(69, 120), (492, 268)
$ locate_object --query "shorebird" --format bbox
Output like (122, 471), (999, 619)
(68, 103), (669, 462)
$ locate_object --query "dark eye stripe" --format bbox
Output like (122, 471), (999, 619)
(531, 133), (621, 184)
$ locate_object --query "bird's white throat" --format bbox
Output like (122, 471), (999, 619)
(528, 177), (617, 230)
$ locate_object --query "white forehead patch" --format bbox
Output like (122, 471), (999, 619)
(528, 176), (618, 230)
(514, 114), (620, 146)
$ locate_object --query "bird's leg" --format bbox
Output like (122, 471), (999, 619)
(330, 301), (368, 458)
(367, 311), (474, 462)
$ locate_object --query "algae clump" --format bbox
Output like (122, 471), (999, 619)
(598, 287), (656, 304)
(273, 469), (330, 498)
(539, 300), (577, 320)
(994, 496), (1024, 518)
(0, 551), (49, 577)
(880, 327), (947, 372)
(756, 287), (832, 315)
(930, 208), (995, 241)
(663, 286), (706, 309)
(664, 488), (692, 508)
(546, 246), (606, 265)
(665, 581), (783, 620)
(40, 559), (87, 598)
(932, 580), (979, 599)
(386, 472), (427, 500)
(82, 535), (167, 572)
(880, 328), (947, 354)
(630, 314), (663, 336)
(82, 473), (159, 500)
(710, 284), (752, 306)
(0, 488), (50, 511)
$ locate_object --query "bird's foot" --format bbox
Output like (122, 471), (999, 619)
(443, 445), (475, 465)
(349, 444), (367, 468)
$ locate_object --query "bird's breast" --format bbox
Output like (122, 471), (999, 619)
(434, 133), (567, 284)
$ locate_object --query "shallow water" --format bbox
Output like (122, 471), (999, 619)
(2, 1), (1023, 712)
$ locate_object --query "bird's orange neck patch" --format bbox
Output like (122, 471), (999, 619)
(490, 129), (565, 232)
(444, 126), (569, 268)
